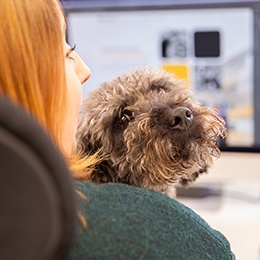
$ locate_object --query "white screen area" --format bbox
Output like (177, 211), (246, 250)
(67, 7), (254, 147)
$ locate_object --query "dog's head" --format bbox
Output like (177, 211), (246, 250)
(77, 67), (226, 188)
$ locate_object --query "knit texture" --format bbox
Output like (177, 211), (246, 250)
(68, 181), (235, 260)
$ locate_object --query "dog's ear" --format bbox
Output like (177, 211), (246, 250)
(90, 160), (116, 183)
(77, 134), (102, 156)
(77, 132), (117, 183)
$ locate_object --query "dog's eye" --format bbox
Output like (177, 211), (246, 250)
(117, 108), (134, 128)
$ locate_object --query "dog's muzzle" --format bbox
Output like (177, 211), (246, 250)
(170, 107), (193, 130)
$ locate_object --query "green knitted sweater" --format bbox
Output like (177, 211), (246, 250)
(68, 181), (235, 260)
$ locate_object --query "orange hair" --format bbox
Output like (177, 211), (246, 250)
(0, 0), (98, 178)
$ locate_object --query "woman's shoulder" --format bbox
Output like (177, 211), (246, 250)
(69, 181), (235, 260)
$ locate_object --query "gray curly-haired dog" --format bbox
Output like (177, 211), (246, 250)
(77, 67), (226, 197)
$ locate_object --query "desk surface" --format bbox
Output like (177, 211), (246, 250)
(176, 152), (260, 260)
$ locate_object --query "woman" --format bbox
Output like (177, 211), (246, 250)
(0, 0), (235, 259)
(0, 0), (96, 173)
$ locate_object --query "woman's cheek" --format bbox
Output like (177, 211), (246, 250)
(66, 62), (82, 109)
(64, 62), (83, 154)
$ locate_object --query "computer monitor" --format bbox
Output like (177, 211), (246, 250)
(63, 0), (260, 152)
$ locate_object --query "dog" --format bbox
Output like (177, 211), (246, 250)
(76, 67), (226, 197)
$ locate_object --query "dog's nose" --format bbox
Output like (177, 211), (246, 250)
(171, 107), (193, 130)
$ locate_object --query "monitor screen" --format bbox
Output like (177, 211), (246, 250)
(63, 0), (260, 152)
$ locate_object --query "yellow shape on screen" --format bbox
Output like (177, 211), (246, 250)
(162, 64), (190, 88)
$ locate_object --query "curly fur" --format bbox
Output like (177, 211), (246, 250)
(77, 67), (226, 196)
